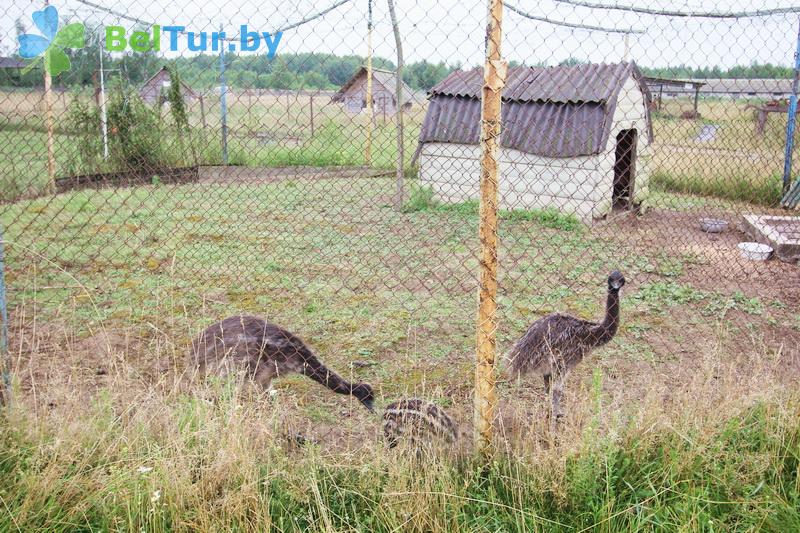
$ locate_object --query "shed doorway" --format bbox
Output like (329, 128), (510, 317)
(612, 129), (638, 209)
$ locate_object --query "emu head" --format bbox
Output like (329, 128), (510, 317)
(608, 270), (626, 292)
(351, 383), (376, 413)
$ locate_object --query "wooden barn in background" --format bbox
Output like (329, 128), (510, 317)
(414, 61), (654, 222)
(331, 66), (414, 114)
(139, 66), (199, 105)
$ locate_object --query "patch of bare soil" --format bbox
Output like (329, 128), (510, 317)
(597, 208), (799, 299)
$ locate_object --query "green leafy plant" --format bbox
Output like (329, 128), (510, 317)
(167, 67), (189, 130)
(105, 86), (166, 171)
(65, 98), (103, 173)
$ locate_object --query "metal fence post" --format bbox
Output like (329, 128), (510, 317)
(365, 0), (373, 166)
(310, 94), (315, 137)
(782, 18), (800, 196)
(474, 0), (505, 455)
(0, 225), (10, 406)
(219, 24), (229, 166)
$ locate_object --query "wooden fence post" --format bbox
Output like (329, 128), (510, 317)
(43, 1), (56, 194)
(387, 0), (405, 209)
(199, 94), (207, 130)
(474, 0), (506, 456)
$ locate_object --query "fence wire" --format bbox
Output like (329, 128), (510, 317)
(0, 0), (799, 448)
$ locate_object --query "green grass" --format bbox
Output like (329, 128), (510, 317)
(634, 281), (765, 318)
(651, 170), (784, 207)
(1, 177), (797, 531)
(403, 185), (582, 231)
(0, 391), (797, 531)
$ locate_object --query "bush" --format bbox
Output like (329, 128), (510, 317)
(105, 87), (167, 171)
(65, 99), (103, 173)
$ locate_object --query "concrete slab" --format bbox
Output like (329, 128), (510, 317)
(742, 214), (800, 263)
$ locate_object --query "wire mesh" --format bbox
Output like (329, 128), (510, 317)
(0, 0), (799, 448)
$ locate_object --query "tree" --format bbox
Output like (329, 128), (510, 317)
(403, 60), (458, 91)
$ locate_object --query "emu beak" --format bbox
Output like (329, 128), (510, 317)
(362, 399), (376, 414)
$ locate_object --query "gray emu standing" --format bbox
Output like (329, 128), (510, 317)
(189, 315), (375, 412)
(506, 271), (625, 428)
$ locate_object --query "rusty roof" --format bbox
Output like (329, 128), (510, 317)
(416, 61), (652, 160)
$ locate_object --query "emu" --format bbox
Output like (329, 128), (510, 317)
(382, 398), (459, 449)
(506, 271), (626, 429)
(189, 315), (375, 412)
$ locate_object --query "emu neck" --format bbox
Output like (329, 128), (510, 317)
(309, 367), (355, 396)
(590, 289), (620, 346)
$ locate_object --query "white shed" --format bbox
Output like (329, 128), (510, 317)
(413, 62), (654, 221)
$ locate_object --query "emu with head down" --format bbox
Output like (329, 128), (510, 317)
(189, 315), (375, 412)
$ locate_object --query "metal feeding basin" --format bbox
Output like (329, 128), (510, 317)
(742, 214), (800, 263)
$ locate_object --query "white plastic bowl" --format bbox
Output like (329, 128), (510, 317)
(700, 218), (728, 233)
(737, 242), (773, 261)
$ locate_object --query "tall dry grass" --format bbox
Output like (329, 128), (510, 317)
(0, 307), (798, 532)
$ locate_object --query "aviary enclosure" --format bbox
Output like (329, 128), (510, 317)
(0, 0), (799, 530)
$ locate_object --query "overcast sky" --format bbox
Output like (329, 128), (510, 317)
(2, 0), (798, 71)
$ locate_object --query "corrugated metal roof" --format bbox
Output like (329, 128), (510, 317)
(418, 97), (609, 158)
(429, 62), (640, 103)
(416, 61), (652, 160)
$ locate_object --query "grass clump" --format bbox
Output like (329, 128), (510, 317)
(403, 186), (582, 231)
(651, 170), (784, 207)
(503, 207), (581, 231)
(634, 281), (765, 318)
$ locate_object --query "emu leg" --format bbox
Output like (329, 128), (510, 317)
(543, 373), (551, 394)
(550, 376), (565, 432)
(252, 364), (277, 392)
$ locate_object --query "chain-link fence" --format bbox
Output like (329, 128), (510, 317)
(1, 0), (799, 449)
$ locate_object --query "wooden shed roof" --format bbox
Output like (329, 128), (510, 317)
(331, 66), (415, 103)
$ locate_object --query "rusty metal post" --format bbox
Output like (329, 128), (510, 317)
(364, 0), (373, 165)
(474, 0), (505, 455)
